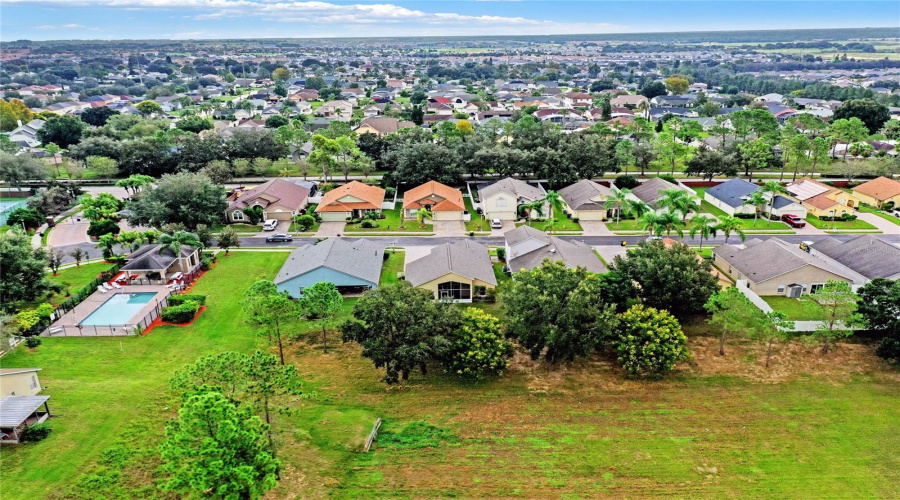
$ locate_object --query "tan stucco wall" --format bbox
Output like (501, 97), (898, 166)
(413, 272), (495, 302)
(714, 254), (851, 296)
(0, 372), (42, 397)
(805, 202), (852, 218)
(853, 191), (900, 208)
(320, 212), (350, 221)
(482, 192), (519, 220)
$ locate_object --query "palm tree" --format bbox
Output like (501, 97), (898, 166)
(604, 188), (630, 226)
(741, 191), (769, 227)
(639, 212), (664, 236)
(519, 200), (545, 226)
(657, 212), (684, 238)
(688, 215), (718, 251)
(416, 208), (432, 227)
(158, 230), (202, 255)
(625, 199), (651, 221)
(760, 181), (789, 220)
(543, 190), (565, 234)
(657, 188), (699, 222)
(716, 215), (746, 244)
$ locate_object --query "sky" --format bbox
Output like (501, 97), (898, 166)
(0, 1), (897, 41)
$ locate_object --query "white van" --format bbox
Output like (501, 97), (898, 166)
(262, 219), (279, 231)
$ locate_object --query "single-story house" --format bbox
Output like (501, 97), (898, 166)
(355, 116), (415, 137)
(705, 178), (807, 217)
(785, 178), (860, 217)
(478, 177), (546, 221)
(809, 234), (900, 282)
(0, 368), (42, 397)
(557, 179), (613, 221)
(226, 178), (310, 223)
(505, 225), (606, 273)
(712, 238), (860, 296)
(625, 177), (699, 213)
(0, 395), (52, 444)
(405, 240), (497, 302)
(851, 176), (900, 208)
(402, 181), (465, 221)
(119, 244), (202, 283)
(5, 119), (44, 148)
(315, 181), (386, 221)
(274, 238), (384, 297)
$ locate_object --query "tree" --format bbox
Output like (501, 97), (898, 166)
(639, 82), (667, 99)
(175, 115), (213, 133)
(688, 214), (718, 250)
(68, 247), (87, 267)
(36, 115), (86, 148)
(856, 279), (900, 362)
(0, 231), (56, 307)
(217, 226), (240, 255)
(308, 134), (338, 182)
(829, 117), (869, 161)
(47, 247), (65, 276)
(0, 152), (47, 186)
(444, 308), (512, 379)
(200, 160), (234, 185)
(136, 100), (164, 117)
(272, 67), (291, 81)
(664, 75), (690, 95)
(614, 139), (634, 175)
(715, 215), (746, 244)
(604, 188), (630, 226)
(881, 119), (900, 141)
(86, 156), (119, 180)
(833, 98), (890, 134)
(614, 304), (689, 376)
(118, 137), (174, 176)
(502, 260), (618, 362)
(265, 115), (289, 129)
(159, 391), (278, 500)
(760, 180), (789, 218)
(27, 184), (76, 216)
(807, 280), (860, 354)
(809, 136), (831, 177)
(741, 191), (769, 227)
(340, 282), (457, 384)
(81, 192), (122, 221)
(705, 287), (761, 356)
(241, 281), (298, 365)
(657, 188), (699, 222)
(652, 130), (682, 175)
(610, 240), (719, 318)
(158, 230), (202, 255)
(80, 106), (120, 127)
(784, 133), (811, 181)
(96, 233), (119, 259)
(750, 311), (794, 368)
(299, 281), (343, 353)
(684, 147), (737, 181)
(0, 98), (34, 131)
(738, 139), (774, 182)
(6, 208), (44, 230)
(127, 172), (227, 230)
(115, 173), (155, 194)
(225, 129), (288, 161)
(87, 219), (121, 239)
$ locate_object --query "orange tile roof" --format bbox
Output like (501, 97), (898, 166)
(316, 181), (385, 213)
(853, 176), (900, 200)
(804, 193), (842, 210)
(402, 181), (464, 211)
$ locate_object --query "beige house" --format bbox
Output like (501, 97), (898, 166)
(226, 179), (310, 223)
(315, 100), (353, 120)
(852, 176), (900, 208)
(785, 178), (861, 218)
(557, 179), (613, 220)
(355, 117), (415, 137)
(405, 240), (497, 302)
(479, 177), (546, 221)
(402, 181), (465, 221)
(712, 238), (860, 296)
(0, 368), (42, 397)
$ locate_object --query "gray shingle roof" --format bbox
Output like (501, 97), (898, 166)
(705, 178), (759, 208)
(405, 240), (497, 287)
(506, 226), (607, 274)
(274, 238), (384, 285)
(0, 395), (50, 427)
(121, 244), (195, 272)
(558, 179), (612, 211)
(713, 238), (856, 283)
(630, 177), (683, 208)
(771, 195), (798, 209)
(811, 234), (900, 279)
(478, 177), (544, 202)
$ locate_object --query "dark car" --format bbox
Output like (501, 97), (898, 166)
(781, 214), (806, 228)
(265, 233), (293, 243)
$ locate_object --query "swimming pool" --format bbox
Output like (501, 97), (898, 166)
(79, 292), (158, 326)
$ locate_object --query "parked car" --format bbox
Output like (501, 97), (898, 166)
(781, 214), (806, 228)
(265, 233), (293, 242)
(490, 219), (503, 229)
(263, 219), (279, 231)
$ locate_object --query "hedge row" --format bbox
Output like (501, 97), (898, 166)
(167, 294), (207, 306)
(160, 302), (200, 323)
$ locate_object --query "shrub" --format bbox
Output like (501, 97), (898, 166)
(7, 208), (44, 230)
(360, 220), (377, 228)
(87, 219), (120, 238)
(614, 304), (689, 377)
(199, 258), (212, 271)
(495, 247), (506, 262)
(295, 214), (316, 231)
(15, 304), (55, 336)
(21, 423), (52, 442)
(385, 186), (397, 197)
(443, 309), (512, 379)
(25, 336), (43, 348)
(615, 175), (640, 189)
(884, 201), (895, 210)
(161, 302), (200, 323)
(657, 174), (677, 184)
(167, 294), (206, 306)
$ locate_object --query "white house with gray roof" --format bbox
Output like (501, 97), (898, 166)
(275, 238), (384, 297)
(478, 177), (546, 221)
(704, 178), (806, 218)
(405, 240), (496, 302)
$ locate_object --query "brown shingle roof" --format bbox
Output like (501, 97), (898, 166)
(228, 179), (309, 211)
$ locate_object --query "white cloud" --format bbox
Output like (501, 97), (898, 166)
(36, 23), (88, 29)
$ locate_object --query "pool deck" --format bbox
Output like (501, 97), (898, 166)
(45, 285), (172, 337)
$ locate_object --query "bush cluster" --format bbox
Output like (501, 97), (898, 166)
(21, 423), (52, 442)
(161, 302), (200, 323)
(167, 294), (206, 306)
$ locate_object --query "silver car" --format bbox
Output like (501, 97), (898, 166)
(490, 219), (503, 229)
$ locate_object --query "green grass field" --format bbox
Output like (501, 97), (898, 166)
(805, 216), (878, 230)
(345, 209), (433, 233)
(379, 250), (405, 285)
(4, 253), (900, 499)
(515, 211), (582, 233)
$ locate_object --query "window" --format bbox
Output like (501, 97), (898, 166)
(728, 265), (733, 274)
(437, 281), (471, 301)
(496, 197), (507, 208)
(232, 210), (244, 221)
(30, 375), (38, 390)
(810, 283), (824, 294)
(777, 285), (785, 293)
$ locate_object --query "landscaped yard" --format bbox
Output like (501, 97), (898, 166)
(213, 223), (264, 233)
(732, 217), (791, 231)
(762, 295), (826, 321)
(379, 250), (405, 285)
(4, 254), (900, 500)
(605, 218), (647, 232)
(345, 209), (433, 233)
(805, 216), (878, 230)
(515, 211), (582, 232)
(464, 195), (490, 232)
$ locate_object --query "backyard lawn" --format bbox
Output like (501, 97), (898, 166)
(805, 216), (878, 230)
(213, 223), (264, 233)
(762, 296), (827, 321)
(4, 254), (900, 499)
(379, 250), (405, 285)
(345, 209), (433, 233)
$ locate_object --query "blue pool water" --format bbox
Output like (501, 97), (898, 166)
(79, 292), (158, 326)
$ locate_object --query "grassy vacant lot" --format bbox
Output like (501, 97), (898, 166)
(346, 209), (433, 233)
(4, 253), (900, 499)
(762, 296), (826, 321)
(805, 216), (878, 230)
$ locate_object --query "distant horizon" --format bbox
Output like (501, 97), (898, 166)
(1, 0), (897, 42)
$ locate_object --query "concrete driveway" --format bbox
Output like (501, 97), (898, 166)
(432, 220), (465, 236)
(579, 220), (613, 236)
(856, 212), (900, 234)
(48, 215), (91, 247)
(316, 221), (346, 237)
(490, 220), (516, 236)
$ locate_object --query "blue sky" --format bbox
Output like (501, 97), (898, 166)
(1, 1), (897, 41)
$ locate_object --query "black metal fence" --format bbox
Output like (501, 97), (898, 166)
(53, 264), (122, 318)
(45, 292), (172, 337)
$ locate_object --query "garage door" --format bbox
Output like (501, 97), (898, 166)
(320, 212), (349, 222)
(485, 210), (517, 221)
(265, 210), (294, 221)
(433, 210), (463, 221)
